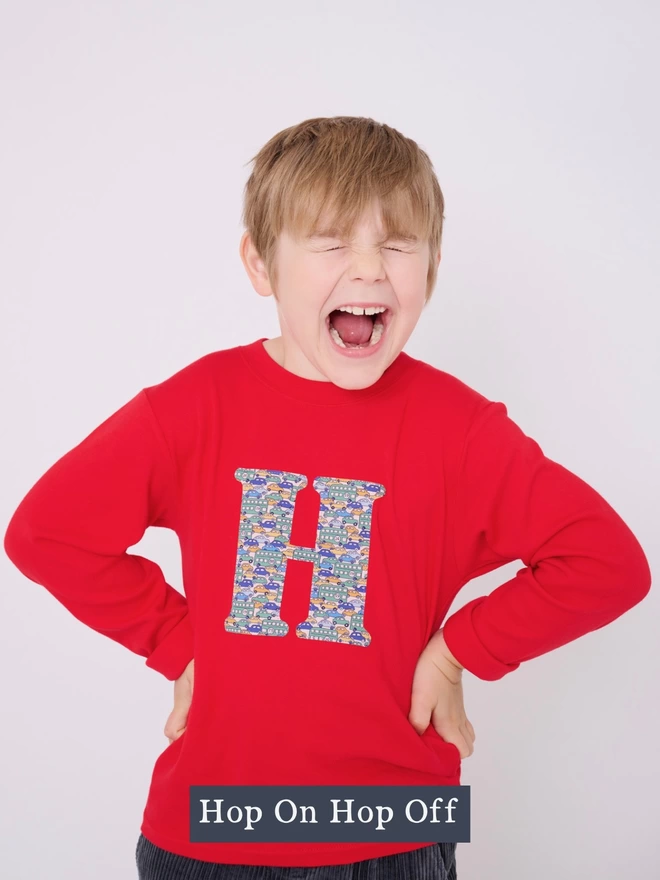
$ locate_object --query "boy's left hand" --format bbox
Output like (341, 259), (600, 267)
(164, 658), (194, 745)
(408, 629), (475, 759)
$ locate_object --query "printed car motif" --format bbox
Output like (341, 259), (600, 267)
(224, 467), (386, 646)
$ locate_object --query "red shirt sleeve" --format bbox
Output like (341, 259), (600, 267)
(442, 400), (652, 681)
(3, 387), (194, 681)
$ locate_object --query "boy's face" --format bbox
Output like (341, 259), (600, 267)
(240, 198), (440, 389)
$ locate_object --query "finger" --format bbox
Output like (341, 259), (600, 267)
(459, 724), (474, 756)
(166, 727), (186, 746)
(452, 734), (471, 759)
(408, 710), (433, 735)
(408, 682), (437, 734)
(164, 706), (189, 740)
(440, 732), (468, 759)
(408, 693), (436, 734)
(435, 718), (471, 758)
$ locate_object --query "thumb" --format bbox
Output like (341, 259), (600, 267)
(164, 705), (188, 742)
(164, 660), (194, 739)
(409, 658), (438, 735)
(408, 691), (434, 736)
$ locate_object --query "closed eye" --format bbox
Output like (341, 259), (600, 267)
(324, 246), (405, 253)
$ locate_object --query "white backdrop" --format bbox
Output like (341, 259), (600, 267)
(1, 2), (658, 878)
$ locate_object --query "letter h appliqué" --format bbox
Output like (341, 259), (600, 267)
(224, 467), (386, 647)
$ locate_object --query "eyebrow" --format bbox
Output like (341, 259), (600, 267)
(308, 226), (343, 238)
(307, 227), (419, 243)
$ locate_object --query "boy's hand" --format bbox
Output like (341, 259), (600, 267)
(408, 628), (475, 759)
(164, 658), (194, 744)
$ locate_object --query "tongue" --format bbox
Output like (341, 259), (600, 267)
(330, 310), (373, 345)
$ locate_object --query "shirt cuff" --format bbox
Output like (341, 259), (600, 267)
(145, 613), (195, 681)
(441, 597), (521, 681)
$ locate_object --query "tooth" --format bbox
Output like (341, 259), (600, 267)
(337, 305), (388, 314)
(369, 323), (384, 345)
(334, 305), (387, 317)
(329, 325), (346, 347)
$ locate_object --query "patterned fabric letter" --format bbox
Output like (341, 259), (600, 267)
(225, 468), (386, 646)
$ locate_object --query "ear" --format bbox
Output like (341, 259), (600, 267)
(239, 231), (275, 298)
(436, 248), (442, 267)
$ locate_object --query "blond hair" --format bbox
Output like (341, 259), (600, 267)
(241, 116), (445, 302)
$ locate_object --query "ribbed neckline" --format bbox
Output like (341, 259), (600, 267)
(238, 337), (418, 406)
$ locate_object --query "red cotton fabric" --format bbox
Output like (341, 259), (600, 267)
(3, 337), (652, 866)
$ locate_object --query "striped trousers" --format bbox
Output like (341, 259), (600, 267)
(135, 834), (458, 879)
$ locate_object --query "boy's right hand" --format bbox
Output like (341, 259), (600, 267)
(164, 658), (194, 744)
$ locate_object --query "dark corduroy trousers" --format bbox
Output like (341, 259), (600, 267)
(135, 833), (458, 879)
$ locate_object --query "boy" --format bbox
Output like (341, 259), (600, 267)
(3, 116), (651, 880)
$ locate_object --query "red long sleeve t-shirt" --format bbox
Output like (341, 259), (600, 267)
(3, 337), (652, 866)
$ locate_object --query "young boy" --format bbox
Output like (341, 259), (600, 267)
(3, 116), (651, 880)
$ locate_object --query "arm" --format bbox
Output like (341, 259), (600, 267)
(3, 388), (194, 681)
(442, 400), (652, 681)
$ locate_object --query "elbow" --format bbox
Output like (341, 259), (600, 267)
(632, 539), (653, 603)
(615, 548), (652, 612)
(591, 560), (651, 634)
(607, 519), (653, 610)
(633, 564), (652, 605)
(3, 510), (36, 572)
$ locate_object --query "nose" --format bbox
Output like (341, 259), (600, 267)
(347, 247), (387, 284)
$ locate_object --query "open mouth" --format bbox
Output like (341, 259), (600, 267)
(325, 306), (391, 352)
